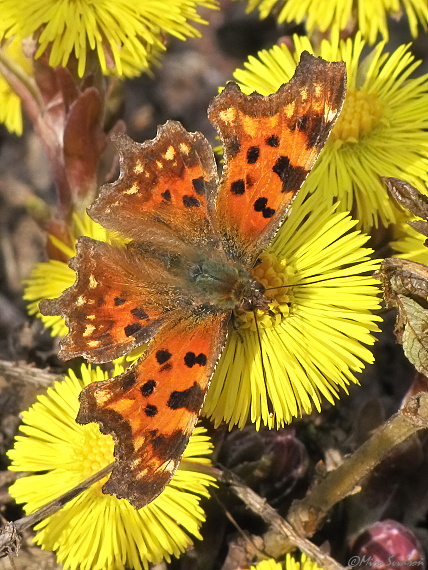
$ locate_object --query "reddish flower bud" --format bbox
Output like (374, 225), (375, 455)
(349, 520), (425, 570)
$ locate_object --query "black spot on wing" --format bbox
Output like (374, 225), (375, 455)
(156, 349), (172, 364)
(272, 156), (308, 192)
(254, 197), (275, 218)
(161, 189), (171, 201)
(114, 297), (126, 306)
(167, 382), (205, 413)
(263, 208), (275, 219)
(230, 179), (245, 195)
(124, 322), (143, 337)
(141, 380), (156, 397)
(266, 135), (279, 147)
(144, 404), (158, 417)
(192, 177), (206, 196)
(184, 352), (207, 367)
(272, 156), (291, 182)
(183, 195), (200, 208)
(131, 307), (149, 320)
(247, 146), (260, 164)
(254, 197), (265, 211)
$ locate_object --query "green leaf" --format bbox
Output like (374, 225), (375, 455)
(398, 295), (428, 376)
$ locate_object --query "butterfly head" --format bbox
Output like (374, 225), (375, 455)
(236, 277), (270, 313)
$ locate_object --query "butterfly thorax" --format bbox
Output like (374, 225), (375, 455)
(188, 258), (270, 313)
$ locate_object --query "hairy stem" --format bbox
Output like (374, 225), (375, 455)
(0, 464), (113, 558)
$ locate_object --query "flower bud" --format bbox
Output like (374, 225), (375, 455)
(350, 520), (425, 570)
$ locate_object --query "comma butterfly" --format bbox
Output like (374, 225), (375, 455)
(40, 52), (346, 508)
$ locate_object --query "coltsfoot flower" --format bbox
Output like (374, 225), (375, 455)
(232, 32), (428, 230)
(1, 0), (218, 77)
(204, 189), (382, 429)
(244, 0), (428, 44)
(8, 363), (216, 570)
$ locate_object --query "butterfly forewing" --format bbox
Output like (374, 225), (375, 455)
(77, 313), (229, 508)
(90, 122), (219, 250)
(208, 52), (346, 265)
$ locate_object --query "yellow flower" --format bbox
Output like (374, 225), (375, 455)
(204, 188), (382, 430)
(24, 210), (120, 337)
(3, 0), (218, 77)
(27, 195), (381, 432)
(8, 363), (216, 570)
(0, 37), (32, 134)
(244, 0), (428, 44)
(250, 553), (325, 570)
(233, 32), (428, 230)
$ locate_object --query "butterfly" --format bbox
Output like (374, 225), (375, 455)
(40, 52), (346, 509)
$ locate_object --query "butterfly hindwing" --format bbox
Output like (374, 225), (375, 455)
(40, 237), (185, 362)
(209, 52), (346, 265)
(77, 313), (229, 508)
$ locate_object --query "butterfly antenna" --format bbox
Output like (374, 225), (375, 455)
(263, 274), (354, 294)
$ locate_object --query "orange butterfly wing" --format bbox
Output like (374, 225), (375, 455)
(89, 122), (219, 251)
(40, 238), (184, 362)
(209, 52), (346, 265)
(40, 121), (224, 363)
(77, 314), (228, 508)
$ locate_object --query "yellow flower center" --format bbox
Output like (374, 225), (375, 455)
(234, 252), (294, 331)
(330, 88), (384, 143)
(75, 426), (115, 491)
